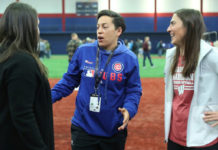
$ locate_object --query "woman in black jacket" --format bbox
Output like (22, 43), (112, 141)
(0, 2), (54, 150)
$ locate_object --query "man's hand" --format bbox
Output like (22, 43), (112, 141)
(118, 107), (130, 131)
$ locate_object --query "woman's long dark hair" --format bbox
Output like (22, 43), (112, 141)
(0, 2), (47, 77)
(171, 9), (206, 77)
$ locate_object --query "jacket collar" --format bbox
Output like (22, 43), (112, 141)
(167, 40), (213, 62)
(198, 40), (213, 63)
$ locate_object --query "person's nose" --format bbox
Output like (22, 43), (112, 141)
(167, 25), (171, 33)
(97, 26), (103, 34)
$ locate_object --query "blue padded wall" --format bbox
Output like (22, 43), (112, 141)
(39, 16), (218, 54)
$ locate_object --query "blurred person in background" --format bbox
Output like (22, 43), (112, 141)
(52, 9), (142, 150)
(85, 36), (93, 43)
(156, 40), (164, 57)
(44, 39), (51, 58)
(165, 8), (218, 150)
(38, 38), (46, 60)
(142, 36), (154, 68)
(0, 2), (54, 150)
(66, 33), (82, 63)
(127, 39), (134, 51)
(132, 38), (142, 58)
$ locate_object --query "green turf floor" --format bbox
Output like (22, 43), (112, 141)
(42, 55), (165, 78)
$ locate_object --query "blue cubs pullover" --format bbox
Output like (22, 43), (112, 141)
(51, 40), (142, 137)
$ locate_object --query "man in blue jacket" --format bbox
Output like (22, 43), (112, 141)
(52, 10), (142, 150)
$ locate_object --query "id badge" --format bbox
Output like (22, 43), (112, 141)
(89, 94), (101, 112)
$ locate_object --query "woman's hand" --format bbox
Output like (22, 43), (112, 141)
(203, 111), (218, 127)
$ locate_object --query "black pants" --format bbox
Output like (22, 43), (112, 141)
(71, 124), (127, 150)
(168, 139), (218, 150)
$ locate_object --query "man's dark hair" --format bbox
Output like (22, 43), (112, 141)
(97, 10), (126, 34)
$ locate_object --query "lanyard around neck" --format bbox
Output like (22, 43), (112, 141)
(94, 47), (114, 91)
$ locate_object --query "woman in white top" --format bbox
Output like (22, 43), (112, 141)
(164, 8), (218, 149)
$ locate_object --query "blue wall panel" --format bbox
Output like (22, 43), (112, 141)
(157, 17), (171, 32)
(39, 16), (218, 33)
(40, 33), (69, 54)
(40, 32), (172, 54)
(65, 17), (154, 33)
(66, 18), (97, 33)
(204, 17), (218, 31)
(39, 18), (62, 32)
(124, 17), (154, 32)
(38, 16), (218, 54)
(40, 33), (97, 54)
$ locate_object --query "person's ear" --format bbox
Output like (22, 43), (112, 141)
(116, 27), (122, 37)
